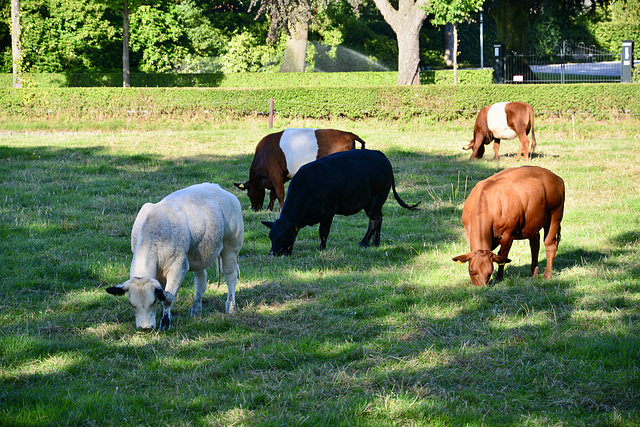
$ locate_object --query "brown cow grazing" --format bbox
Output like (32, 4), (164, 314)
(234, 128), (366, 211)
(464, 102), (537, 161)
(452, 166), (565, 286)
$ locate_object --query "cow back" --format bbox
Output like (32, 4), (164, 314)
(280, 149), (392, 226)
(464, 166), (564, 245)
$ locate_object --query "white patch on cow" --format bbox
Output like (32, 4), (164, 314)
(279, 128), (319, 178)
(487, 102), (517, 140)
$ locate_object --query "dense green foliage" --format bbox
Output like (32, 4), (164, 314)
(0, 82), (636, 123)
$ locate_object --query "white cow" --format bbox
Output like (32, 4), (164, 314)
(106, 183), (244, 330)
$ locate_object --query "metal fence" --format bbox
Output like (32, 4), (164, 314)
(494, 40), (635, 84)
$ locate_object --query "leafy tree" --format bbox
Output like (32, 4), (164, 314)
(19, 0), (119, 73)
(429, 0), (483, 84)
(218, 30), (280, 72)
(581, 0), (640, 53)
(371, 0), (427, 85)
(249, 0), (360, 72)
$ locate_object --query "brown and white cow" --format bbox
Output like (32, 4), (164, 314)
(464, 102), (537, 161)
(452, 166), (565, 286)
(234, 128), (365, 211)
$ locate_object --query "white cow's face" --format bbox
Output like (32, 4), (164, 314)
(106, 277), (166, 330)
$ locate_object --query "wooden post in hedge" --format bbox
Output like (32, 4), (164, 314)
(268, 98), (274, 129)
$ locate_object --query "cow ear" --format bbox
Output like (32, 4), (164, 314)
(491, 254), (511, 265)
(106, 284), (128, 296)
(234, 182), (247, 191)
(155, 287), (167, 302)
(452, 254), (471, 264)
(261, 221), (274, 229)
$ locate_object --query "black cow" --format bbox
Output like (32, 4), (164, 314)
(261, 149), (419, 256)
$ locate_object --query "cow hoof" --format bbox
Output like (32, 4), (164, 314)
(532, 266), (539, 277)
(160, 315), (171, 331)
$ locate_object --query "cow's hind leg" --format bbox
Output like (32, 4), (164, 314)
(220, 249), (239, 314)
(543, 219), (562, 279)
(360, 213), (383, 247)
(529, 232), (541, 277)
(516, 134), (530, 161)
(191, 269), (208, 317)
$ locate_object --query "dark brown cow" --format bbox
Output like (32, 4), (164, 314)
(464, 102), (537, 161)
(452, 166), (565, 286)
(234, 128), (365, 211)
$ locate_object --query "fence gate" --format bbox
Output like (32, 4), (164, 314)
(494, 40), (630, 84)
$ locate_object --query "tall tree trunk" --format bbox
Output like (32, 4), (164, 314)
(444, 23), (454, 67)
(279, 19), (308, 73)
(122, 0), (131, 87)
(11, 0), (21, 88)
(452, 23), (458, 85)
(372, 0), (427, 85)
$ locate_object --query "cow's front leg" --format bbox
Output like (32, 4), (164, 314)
(160, 293), (175, 331)
(191, 269), (207, 317)
(471, 141), (485, 159)
(266, 189), (277, 211)
(493, 139), (501, 159)
(529, 232), (541, 277)
(495, 237), (514, 282)
(160, 260), (188, 331)
(319, 217), (334, 250)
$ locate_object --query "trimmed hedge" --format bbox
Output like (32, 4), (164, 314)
(0, 69), (494, 88)
(0, 84), (637, 123)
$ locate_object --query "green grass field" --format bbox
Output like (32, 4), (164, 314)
(1, 116), (639, 426)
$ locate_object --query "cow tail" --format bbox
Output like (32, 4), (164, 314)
(391, 174), (420, 211)
(217, 255), (222, 288)
(529, 108), (537, 153)
(354, 136), (366, 149)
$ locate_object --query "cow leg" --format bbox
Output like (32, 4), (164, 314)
(266, 190), (277, 211)
(191, 269), (208, 317)
(529, 232), (541, 277)
(493, 139), (501, 159)
(160, 259), (189, 331)
(542, 218), (562, 279)
(516, 134), (530, 161)
(319, 217), (334, 250)
(270, 175), (287, 211)
(495, 237), (514, 282)
(220, 250), (239, 314)
(471, 142), (485, 159)
(360, 214), (383, 247)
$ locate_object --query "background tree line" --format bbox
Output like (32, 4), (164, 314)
(0, 0), (638, 78)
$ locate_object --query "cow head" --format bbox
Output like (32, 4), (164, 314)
(452, 250), (511, 286)
(262, 219), (299, 256)
(106, 277), (167, 330)
(234, 181), (265, 211)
